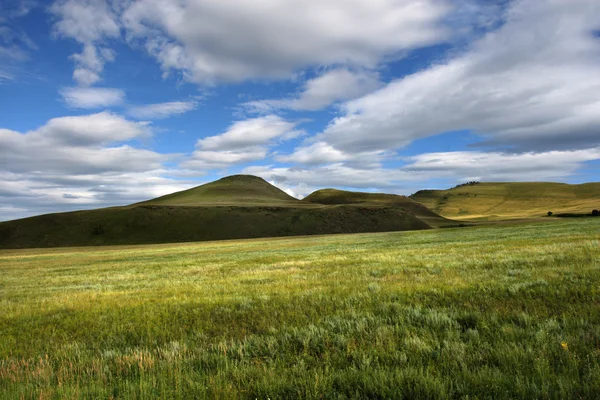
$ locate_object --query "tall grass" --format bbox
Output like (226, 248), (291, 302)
(1, 219), (599, 398)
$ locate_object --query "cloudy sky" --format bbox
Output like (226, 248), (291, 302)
(1, 0), (599, 220)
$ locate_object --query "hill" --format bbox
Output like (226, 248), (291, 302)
(138, 175), (301, 206)
(0, 175), (451, 249)
(304, 188), (450, 227)
(410, 182), (600, 220)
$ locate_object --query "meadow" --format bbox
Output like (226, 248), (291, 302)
(1, 219), (599, 399)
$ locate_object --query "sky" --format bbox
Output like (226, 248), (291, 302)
(0, 0), (599, 221)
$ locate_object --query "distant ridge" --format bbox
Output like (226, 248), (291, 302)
(0, 175), (451, 249)
(410, 182), (600, 220)
(304, 189), (413, 205)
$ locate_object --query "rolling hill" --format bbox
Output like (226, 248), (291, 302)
(0, 175), (451, 249)
(304, 188), (449, 228)
(410, 182), (600, 220)
(137, 174), (302, 206)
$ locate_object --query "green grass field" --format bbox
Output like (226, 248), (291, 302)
(1, 219), (599, 399)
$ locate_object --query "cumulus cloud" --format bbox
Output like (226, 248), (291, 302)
(183, 115), (302, 170)
(317, 0), (600, 153)
(276, 142), (350, 165)
(275, 141), (391, 169)
(245, 69), (383, 112)
(60, 86), (125, 108)
(128, 100), (198, 119)
(69, 45), (116, 86)
(0, 112), (195, 221)
(46, 0), (500, 87)
(51, 0), (120, 85)
(404, 149), (600, 182)
(0, 112), (154, 170)
(245, 148), (600, 198)
(120, 0), (452, 83)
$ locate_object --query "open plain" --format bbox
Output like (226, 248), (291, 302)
(1, 218), (598, 399)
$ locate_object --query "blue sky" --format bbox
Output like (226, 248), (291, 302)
(1, 0), (599, 220)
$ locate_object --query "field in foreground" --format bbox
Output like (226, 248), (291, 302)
(1, 220), (599, 399)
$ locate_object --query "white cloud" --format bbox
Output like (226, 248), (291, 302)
(69, 45), (116, 85)
(276, 142), (350, 165)
(121, 0), (452, 83)
(128, 100), (198, 119)
(185, 148), (269, 170)
(0, 112), (195, 221)
(275, 140), (393, 168)
(51, 0), (121, 86)
(51, 0), (119, 43)
(60, 87), (125, 109)
(1, 113), (152, 162)
(183, 115), (301, 169)
(404, 149), (600, 181)
(245, 69), (383, 112)
(197, 115), (299, 151)
(318, 0), (600, 153)
(245, 148), (600, 198)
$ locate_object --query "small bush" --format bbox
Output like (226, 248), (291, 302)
(547, 211), (553, 216)
(452, 181), (481, 189)
(592, 210), (600, 217)
(93, 225), (104, 235)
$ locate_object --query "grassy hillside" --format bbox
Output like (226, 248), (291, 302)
(0, 204), (432, 249)
(305, 188), (451, 227)
(0, 176), (450, 249)
(410, 182), (600, 220)
(138, 175), (301, 206)
(1, 219), (599, 398)
(305, 188), (414, 205)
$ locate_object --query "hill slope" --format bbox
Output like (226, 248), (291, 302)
(138, 175), (301, 206)
(0, 176), (450, 249)
(305, 189), (451, 227)
(410, 182), (600, 220)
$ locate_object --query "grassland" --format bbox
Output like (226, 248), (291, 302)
(410, 182), (600, 220)
(1, 219), (599, 399)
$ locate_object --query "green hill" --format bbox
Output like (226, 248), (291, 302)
(305, 189), (450, 227)
(0, 176), (451, 249)
(138, 175), (301, 206)
(410, 182), (600, 220)
(305, 188), (413, 205)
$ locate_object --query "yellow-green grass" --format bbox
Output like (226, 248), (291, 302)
(1, 219), (599, 398)
(410, 182), (600, 220)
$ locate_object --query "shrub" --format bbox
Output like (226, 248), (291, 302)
(93, 225), (104, 235)
(452, 181), (481, 189)
(547, 211), (553, 217)
(592, 210), (600, 217)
